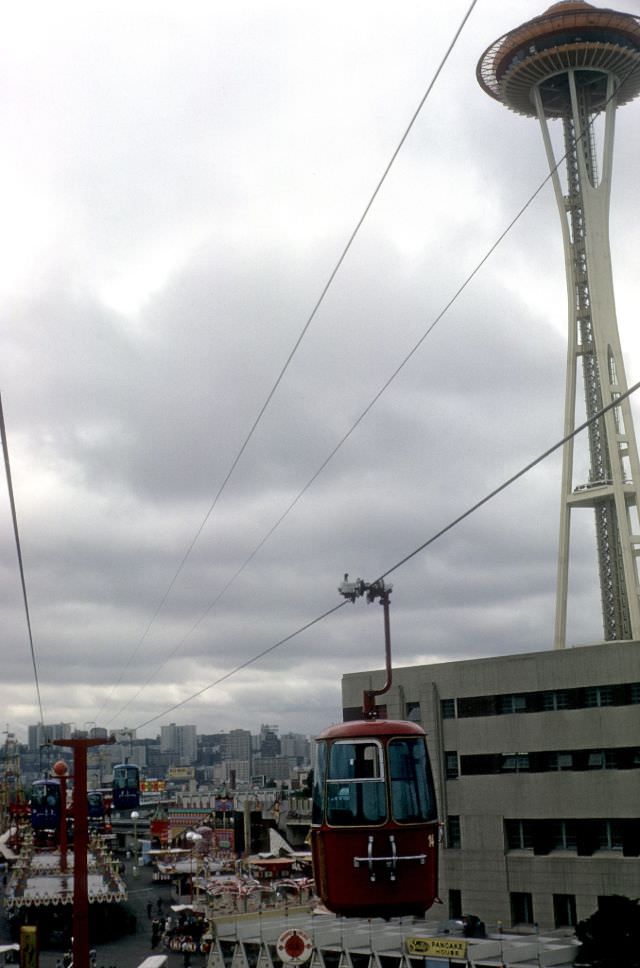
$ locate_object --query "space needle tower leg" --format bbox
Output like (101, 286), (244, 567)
(537, 71), (640, 646)
(477, 3), (640, 648)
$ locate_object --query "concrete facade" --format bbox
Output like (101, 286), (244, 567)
(341, 641), (640, 931)
(160, 723), (197, 765)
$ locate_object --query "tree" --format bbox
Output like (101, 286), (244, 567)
(575, 895), (640, 967)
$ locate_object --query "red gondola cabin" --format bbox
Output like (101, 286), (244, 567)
(311, 718), (438, 919)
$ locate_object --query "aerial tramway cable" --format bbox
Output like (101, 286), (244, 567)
(113, 90), (609, 725)
(132, 378), (640, 732)
(0, 392), (45, 726)
(111, 60), (640, 732)
(98, 0), (481, 723)
(109, 165), (552, 727)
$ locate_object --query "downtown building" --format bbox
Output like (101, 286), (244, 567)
(160, 723), (197, 765)
(342, 639), (640, 931)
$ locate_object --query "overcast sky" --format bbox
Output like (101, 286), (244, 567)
(2, 0), (639, 743)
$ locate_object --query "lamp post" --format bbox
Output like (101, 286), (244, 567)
(131, 810), (140, 878)
(52, 759), (69, 874)
(185, 831), (202, 906)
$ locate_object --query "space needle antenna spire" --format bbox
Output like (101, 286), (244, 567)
(477, 1), (640, 647)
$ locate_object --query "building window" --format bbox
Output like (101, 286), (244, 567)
(547, 752), (573, 771)
(447, 815), (461, 849)
(511, 892), (534, 926)
(551, 820), (577, 851)
(553, 894), (577, 928)
(542, 689), (569, 710)
(604, 749), (621, 769)
(501, 753), (530, 773)
(449, 889), (462, 919)
(585, 685), (614, 707)
(498, 694), (527, 714)
(505, 819), (533, 850)
(597, 820), (623, 851)
(457, 695), (496, 718)
(441, 699), (456, 719)
(458, 746), (639, 777)
(445, 751), (459, 780)
(455, 681), (640, 718)
(405, 701), (421, 723)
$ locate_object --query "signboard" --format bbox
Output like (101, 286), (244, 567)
(167, 767), (195, 780)
(406, 937), (468, 959)
(276, 929), (313, 965)
(141, 779), (166, 793)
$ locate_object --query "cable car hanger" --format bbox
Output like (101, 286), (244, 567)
(338, 575), (393, 719)
(311, 575), (439, 919)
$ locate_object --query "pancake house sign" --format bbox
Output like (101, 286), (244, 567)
(405, 937), (468, 959)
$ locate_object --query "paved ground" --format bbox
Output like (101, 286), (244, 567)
(1, 861), (207, 968)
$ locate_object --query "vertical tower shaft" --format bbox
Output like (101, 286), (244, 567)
(536, 71), (640, 645)
(477, 2), (640, 646)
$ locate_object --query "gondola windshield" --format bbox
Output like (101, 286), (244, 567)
(388, 736), (435, 823)
(326, 740), (386, 825)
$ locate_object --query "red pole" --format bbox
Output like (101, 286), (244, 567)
(59, 774), (68, 874)
(53, 737), (114, 968)
(73, 742), (89, 968)
(52, 759), (70, 872)
(363, 587), (393, 718)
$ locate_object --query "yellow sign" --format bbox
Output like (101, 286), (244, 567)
(405, 936), (468, 959)
(167, 766), (195, 779)
(20, 925), (38, 968)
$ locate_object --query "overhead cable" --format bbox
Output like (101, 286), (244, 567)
(116, 71), (625, 723)
(110, 161), (553, 726)
(133, 600), (347, 731)
(99, 0), (480, 721)
(0, 392), (45, 726)
(119, 26), (640, 728)
(132, 377), (640, 731)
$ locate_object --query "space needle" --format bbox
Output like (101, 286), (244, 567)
(477, 2), (640, 647)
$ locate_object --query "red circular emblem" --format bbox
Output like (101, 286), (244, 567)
(276, 929), (313, 964)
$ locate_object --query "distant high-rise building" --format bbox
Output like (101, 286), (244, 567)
(160, 723), (197, 765)
(252, 755), (290, 784)
(259, 726), (281, 757)
(225, 759), (251, 786)
(280, 732), (310, 764)
(27, 723), (71, 752)
(227, 728), (252, 762)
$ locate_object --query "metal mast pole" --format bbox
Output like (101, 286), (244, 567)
(338, 575), (393, 718)
(477, 2), (640, 647)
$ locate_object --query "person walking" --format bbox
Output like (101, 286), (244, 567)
(147, 901), (153, 919)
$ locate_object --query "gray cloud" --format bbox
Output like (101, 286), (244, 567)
(1, 0), (638, 740)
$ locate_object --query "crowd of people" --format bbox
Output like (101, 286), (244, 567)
(147, 896), (209, 963)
